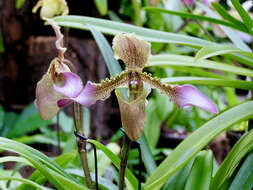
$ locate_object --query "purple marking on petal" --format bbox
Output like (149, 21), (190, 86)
(54, 72), (83, 98)
(57, 99), (73, 108)
(72, 81), (97, 107)
(174, 85), (218, 113)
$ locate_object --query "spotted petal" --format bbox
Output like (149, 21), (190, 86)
(174, 85), (218, 113)
(57, 70), (131, 107)
(54, 72), (83, 98)
(139, 72), (217, 113)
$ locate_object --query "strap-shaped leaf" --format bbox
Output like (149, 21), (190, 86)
(144, 7), (250, 34)
(144, 101), (253, 189)
(211, 2), (247, 30)
(161, 77), (253, 90)
(211, 129), (253, 189)
(230, 0), (253, 30)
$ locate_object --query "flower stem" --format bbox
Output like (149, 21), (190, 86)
(56, 113), (61, 154)
(73, 102), (94, 190)
(118, 133), (131, 190)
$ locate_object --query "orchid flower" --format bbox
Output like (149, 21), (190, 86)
(36, 26), (218, 140)
(35, 18), (82, 120)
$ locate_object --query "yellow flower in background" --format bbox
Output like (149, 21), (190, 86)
(32, 0), (69, 18)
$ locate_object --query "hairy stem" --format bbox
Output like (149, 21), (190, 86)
(73, 102), (94, 189)
(118, 134), (131, 190)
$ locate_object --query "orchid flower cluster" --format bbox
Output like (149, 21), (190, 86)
(35, 19), (218, 141)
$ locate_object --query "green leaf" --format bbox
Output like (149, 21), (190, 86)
(148, 54), (253, 77)
(197, 2), (251, 52)
(7, 103), (51, 138)
(138, 134), (157, 176)
(87, 139), (141, 190)
(67, 169), (118, 190)
(0, 137), (81, 189)
(162, 158), (194, 190)
(230, 0), (253, 30)
(211, 3), (247, 30)
(0, 112), (19, 137)
(195, 45), (253, 63)
(83, 107), (91, 137)
(14, 134), (58, 145)
(53, 15), (214, 47)
(53, 111), (73, 133)
(87, 25), (121, 77)
(17, 151), (77, 190)
(161, 77), (253, 90)
(144, 101), (253, 189)
(0, 177), (49, 190)
(144, 99), (161, 148)
(53, 14), (253, 64)
(144, 7), (248, 33)
(94, 0), (108, 16)
(229, 152), (253, 190)
(185, 150), (213, 190)
(0, 156), (31, 166)
(211, 130), (253, 189)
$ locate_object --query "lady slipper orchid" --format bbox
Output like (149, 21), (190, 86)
(35, 23), (218, 140)
(35, 18), (83, 120)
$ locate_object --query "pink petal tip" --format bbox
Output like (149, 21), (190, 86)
(174, 85), (218, 113)
(72, 81), (97, 107)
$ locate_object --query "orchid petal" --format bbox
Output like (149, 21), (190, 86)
(174, 85), (218, 113)
(115, 89), (147, 141)
(71, 81), (97, 106)
(36, 73), (65, 120)
(57, 98), (73, 107)
(73, 70), (131, 106)
(54, 72), (83, 98)
(113, 33), (151, 71)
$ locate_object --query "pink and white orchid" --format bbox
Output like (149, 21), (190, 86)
(35, 23), (218, 140)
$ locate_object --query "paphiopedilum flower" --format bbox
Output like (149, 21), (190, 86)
(36, 24), (218, 140)
(35, 18), (83, 120)
(48, 33), (217, 140)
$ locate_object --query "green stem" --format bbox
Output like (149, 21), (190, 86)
(118, 134), (131, 190)
(56, 113), (61, 154)
(73, 103), (94, 190)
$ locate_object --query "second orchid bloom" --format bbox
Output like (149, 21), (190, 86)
(36, 20), (218, 141)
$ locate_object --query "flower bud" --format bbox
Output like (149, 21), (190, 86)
(33, 0), (69, 18)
